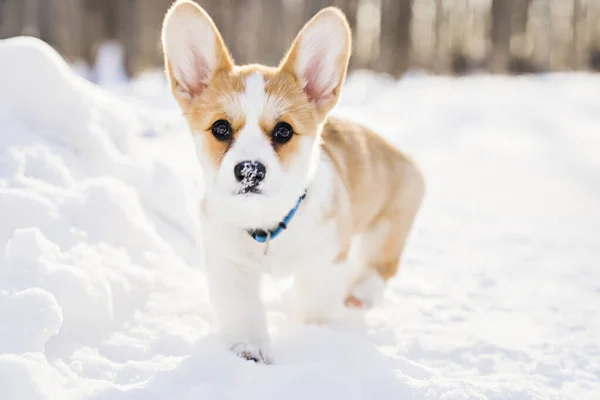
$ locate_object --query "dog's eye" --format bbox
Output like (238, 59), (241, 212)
(211, 120), (232, 141)
(272, 122), (293, 144)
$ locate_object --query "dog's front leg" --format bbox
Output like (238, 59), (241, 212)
(205, 255), (271, 364)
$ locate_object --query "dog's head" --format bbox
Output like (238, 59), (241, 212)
(161, 1), (351, 229)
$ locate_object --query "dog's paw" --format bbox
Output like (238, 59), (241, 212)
(230, 342), (272, 364)
(344, 295), (367, 308)
(345, 271), (385, 309)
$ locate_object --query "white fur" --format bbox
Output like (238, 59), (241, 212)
(162, 2), (217, 96)
(218, 73), (274, 198)
(295, 12), (349, 102)
(201, 155), (352, 362)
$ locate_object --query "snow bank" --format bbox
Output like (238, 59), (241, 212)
(0, 37), (207, 399)
(1, 37), (600, 399)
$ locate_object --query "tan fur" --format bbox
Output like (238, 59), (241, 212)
(176, 63), (322, 168)
(321, 118), (425, 280)
(262, 70), (320, 164)
(183, 70), (246, 166)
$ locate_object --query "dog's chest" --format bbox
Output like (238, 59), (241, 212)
(260, 221), (339, 275)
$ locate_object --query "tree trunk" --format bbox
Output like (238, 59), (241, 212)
(259, 0), (285, 66)
(377, 0), (412, 76)
(489, 0), (513, 73)
(572, 0), (583, 69)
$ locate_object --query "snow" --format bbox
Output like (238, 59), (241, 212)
(1, 36), (599, 400)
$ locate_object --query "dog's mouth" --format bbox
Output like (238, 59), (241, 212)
(236, 186), (262, 195)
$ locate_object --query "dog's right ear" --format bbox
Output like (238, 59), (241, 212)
(161, 1), (233, 106)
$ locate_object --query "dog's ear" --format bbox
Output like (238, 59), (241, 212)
(280, 7), (351, 117)
(161, 1), (233, 106)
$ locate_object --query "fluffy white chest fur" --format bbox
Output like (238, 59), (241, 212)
(162, 1), (425, 364)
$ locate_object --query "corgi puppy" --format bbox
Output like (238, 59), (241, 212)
(161, 1), (425, 364)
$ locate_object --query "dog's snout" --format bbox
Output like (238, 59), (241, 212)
(234, 161), (266, 185)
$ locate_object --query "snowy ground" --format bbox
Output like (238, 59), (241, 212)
(1, 37), (599, 400)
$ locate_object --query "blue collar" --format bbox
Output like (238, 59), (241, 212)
(248, 191), (307, 243)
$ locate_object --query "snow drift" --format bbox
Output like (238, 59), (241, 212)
(1, 37), (599, 400)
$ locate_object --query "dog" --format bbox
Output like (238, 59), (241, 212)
(161, 1), (425, 364)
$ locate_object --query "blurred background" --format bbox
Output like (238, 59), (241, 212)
(1, 0), (599, 78)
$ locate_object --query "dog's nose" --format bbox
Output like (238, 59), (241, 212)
(234, 161), (266, 184)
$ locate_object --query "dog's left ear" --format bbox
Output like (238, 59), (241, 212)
(280, 7), (351, 117)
